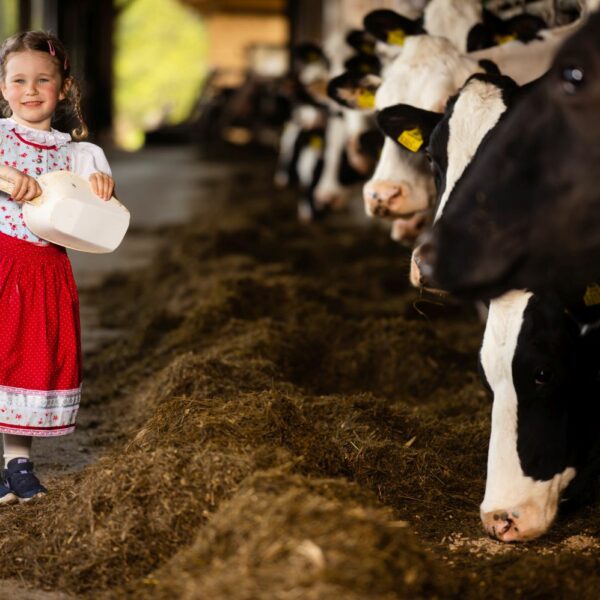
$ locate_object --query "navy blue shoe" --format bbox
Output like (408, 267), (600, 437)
(0, 482), (17, 505)
(3, 458), (47, 502)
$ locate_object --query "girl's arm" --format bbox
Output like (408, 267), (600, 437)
(0, 164), (42, 203)
(71, 142), (115, 201)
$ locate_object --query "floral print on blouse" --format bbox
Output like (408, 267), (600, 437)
(0, 118), (112, 246)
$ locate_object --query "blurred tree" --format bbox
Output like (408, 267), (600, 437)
(0, 0), (19, 39)
(114, 0), (207, 149)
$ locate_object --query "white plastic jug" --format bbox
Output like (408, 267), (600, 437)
(0, 169), (129, 253)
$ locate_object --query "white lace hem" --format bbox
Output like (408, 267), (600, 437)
(0, 383), (80, 436)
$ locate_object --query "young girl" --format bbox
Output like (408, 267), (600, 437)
(0, 31), (114, 503)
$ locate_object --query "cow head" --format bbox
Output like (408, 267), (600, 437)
(312, 54), (383, 211)
(345, 29), (378, 57)
(479, 290), (600, 542)
(363, 9), (425, 48)
(375, 73), (519, 288)
(346, 34), (480, 227)
(422, 11), (600, 298)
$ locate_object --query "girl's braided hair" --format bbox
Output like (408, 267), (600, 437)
(0, 31), (88, 139)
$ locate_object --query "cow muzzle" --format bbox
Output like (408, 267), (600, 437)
(480, 501), (555, 543)
(363, 180), (425, 219)
(314, 188), (346, 211)
(409, 232), (446, 295)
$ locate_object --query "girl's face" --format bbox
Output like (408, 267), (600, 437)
(0, 50), (66, 131)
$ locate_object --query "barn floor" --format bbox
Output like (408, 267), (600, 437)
(2, 142), (600, 599)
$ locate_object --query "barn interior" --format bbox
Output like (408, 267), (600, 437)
(0, 1), (599, 598)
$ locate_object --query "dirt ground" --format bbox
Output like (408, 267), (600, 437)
(2, 143), (600, 599)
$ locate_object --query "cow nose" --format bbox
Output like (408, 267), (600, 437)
(481, 505), (548, 543)
(363, 180), (409, 219)
(314, 189), (345, 210)
(410, 245), (427, 288)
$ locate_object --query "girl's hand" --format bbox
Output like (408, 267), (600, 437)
(0, 166), (41, 203)
(89, 172), (115, 201)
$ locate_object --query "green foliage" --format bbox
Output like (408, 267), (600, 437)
(0, 0), (19, 41)
(114, 0), (207, 149)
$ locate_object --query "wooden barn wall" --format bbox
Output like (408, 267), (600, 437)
(206, 13), (288, 84)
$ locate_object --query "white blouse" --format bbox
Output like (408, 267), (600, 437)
(0, 118), (112, 178)
(0, 118), (112, 245)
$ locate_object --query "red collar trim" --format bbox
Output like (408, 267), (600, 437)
(11, 129), (58, 151)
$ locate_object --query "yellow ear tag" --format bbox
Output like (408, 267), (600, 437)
(309, 135), (323, 150)
(494, 33), (517, 45)
(387, 29), (406, 46)
(584, 284), (600, 306)
(397, 128), (423, 152)
(357, 89), (375, 109)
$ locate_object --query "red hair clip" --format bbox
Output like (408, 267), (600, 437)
(47, 40), (56, 56)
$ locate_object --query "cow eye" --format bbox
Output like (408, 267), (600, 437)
(424, 149), (432, 164)
(535, 369), (553, 385)
(561, 66), (584, 95)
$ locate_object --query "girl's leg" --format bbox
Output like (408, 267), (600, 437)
(3, 433), (32, 467)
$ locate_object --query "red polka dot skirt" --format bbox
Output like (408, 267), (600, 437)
(0, 232), (81, 436)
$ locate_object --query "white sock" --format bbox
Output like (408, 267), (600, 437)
(3, 434), (32, 467)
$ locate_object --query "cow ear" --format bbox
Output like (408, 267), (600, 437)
(327, 71), (381, 110)
(363, 9), (424, 46)
(467, 23), (496, 51)
(478, 59), (501, 75)
(505, 14), (547, 42)
(343, 54), (381, 76)
(346, 29), (377, 55)
(377, 104), (441, 153)
(293, 43), (328, 71)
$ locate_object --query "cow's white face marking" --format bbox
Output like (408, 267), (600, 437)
(480, 290), (576, 535)
(370, 138), (428, 188)
(434, 78), (508, 223)
(315, 108), (375, 203)
(375, 36), (477, 112)
(295, 105), (324, 129)
(314, 114), (348, 202)
(366, 36), (480, 211)
(424, 0), (481, 52)
(297, 143), (321, 189)
(275, 121), (303, 184)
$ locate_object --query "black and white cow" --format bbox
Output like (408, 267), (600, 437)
(276, 34), (385, 220)
(364, 0), (548, 54)
(353, 5), (584, 228)
(376, 73), (521, 287)
(378, 73), (600, 541)
(309, 31), (385, 213)
(274, 43), (329, 191)
(420, 10), (600, 298)
(332, 34), (482, 221)
(479, 288), (600, 541)
(328, 14), (574, 244)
